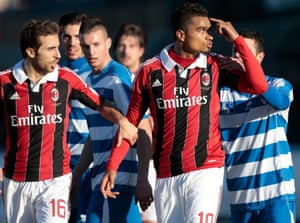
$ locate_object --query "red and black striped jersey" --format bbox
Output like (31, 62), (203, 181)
(108, 50), (224, 178)
(107, 36), (268, 178)
(0, 60), (100, 181)
(129, 52), (223, 178)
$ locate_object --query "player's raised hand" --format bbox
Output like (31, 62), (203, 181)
(210, 18), (239, 42)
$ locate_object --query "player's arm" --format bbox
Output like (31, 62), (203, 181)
(70, 136), (93, 208)
(101, 68), (148, 198)
(98, 100), (138, 146)
(210, 18), (268, 94)
(261, 79), (292, 110)
(100, 101), (144, 198)
(233, 36), (268, 94)
(135, 117), (154, 211)
(67, 71), (138, 146)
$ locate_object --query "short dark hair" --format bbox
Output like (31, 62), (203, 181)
(20, 19), (59, 58)
(59, 12), (87, 29)
(79, 16), (108, 36)
(239, 29), (265, 53)
(172, 2), (208, 35)
(113, 23), (147, 51)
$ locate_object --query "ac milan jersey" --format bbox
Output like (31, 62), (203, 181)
(107, 36), (268, 178)
(0, 60), (101, 181)
(128, 49), (223, 178)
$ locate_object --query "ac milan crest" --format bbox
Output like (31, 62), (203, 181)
(201, 72), (211, 86)
(51, 88), (59, 102)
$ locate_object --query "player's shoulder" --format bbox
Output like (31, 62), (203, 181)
(142, 55), (161, 68)
(0, 68), (13, 83)
(58, 65), (80, 79)
(106, 60), (133, 81)
(110, 60), (131, 73)
(58, 65), (76, 75)
(266, 75), (292, 89)
(137, 55), (162, 75)
(57, 65), (87, 84)
(0, 68), (12, 76)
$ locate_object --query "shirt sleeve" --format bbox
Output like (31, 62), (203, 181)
(262, 78), (293, 110)
(64, 70), (102, 109)
(234, 36), (268, 94)
(106, 67), (149, 171)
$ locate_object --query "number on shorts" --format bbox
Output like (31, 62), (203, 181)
(50, 199), (66, 218)
(198, 212), (214, 223)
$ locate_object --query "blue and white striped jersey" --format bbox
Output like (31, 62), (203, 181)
(61, 57), (92, 169)
(220, 75), (295, 211)
(85, 60), (138, 194)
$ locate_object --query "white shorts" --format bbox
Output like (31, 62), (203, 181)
(154, 167), (224, 223)
(3, 173), (71, 223)
(140, 160), (157, 221)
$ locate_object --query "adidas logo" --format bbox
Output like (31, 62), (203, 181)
(9, 92), (20, 100)
(152, 79), (162, 87)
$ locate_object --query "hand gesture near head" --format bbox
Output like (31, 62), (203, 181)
(210, 18), (239, 42)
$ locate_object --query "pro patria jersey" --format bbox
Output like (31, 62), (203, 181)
(220, 76), (295, 211)
(0, 60), (102, 181)
(85, 60), (138, 194)
(60, 57), (92, 169)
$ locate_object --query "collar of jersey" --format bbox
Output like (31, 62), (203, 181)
(12, 59), (59, 84)
(160, 43), (207, 72)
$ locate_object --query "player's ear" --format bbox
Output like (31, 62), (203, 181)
(176, 29), (185, 42)
(106, 37), (112, 49)
(26, 47), (36, 58)
(257, 51), (265, 63)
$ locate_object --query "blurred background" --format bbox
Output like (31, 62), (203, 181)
(0, 0), (299, 222)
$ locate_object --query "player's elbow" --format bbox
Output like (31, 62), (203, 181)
(253, 82), (268, 94)
(247, 81), (268, 94)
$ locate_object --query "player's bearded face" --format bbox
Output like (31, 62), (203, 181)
(33, 35), (61, 75)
